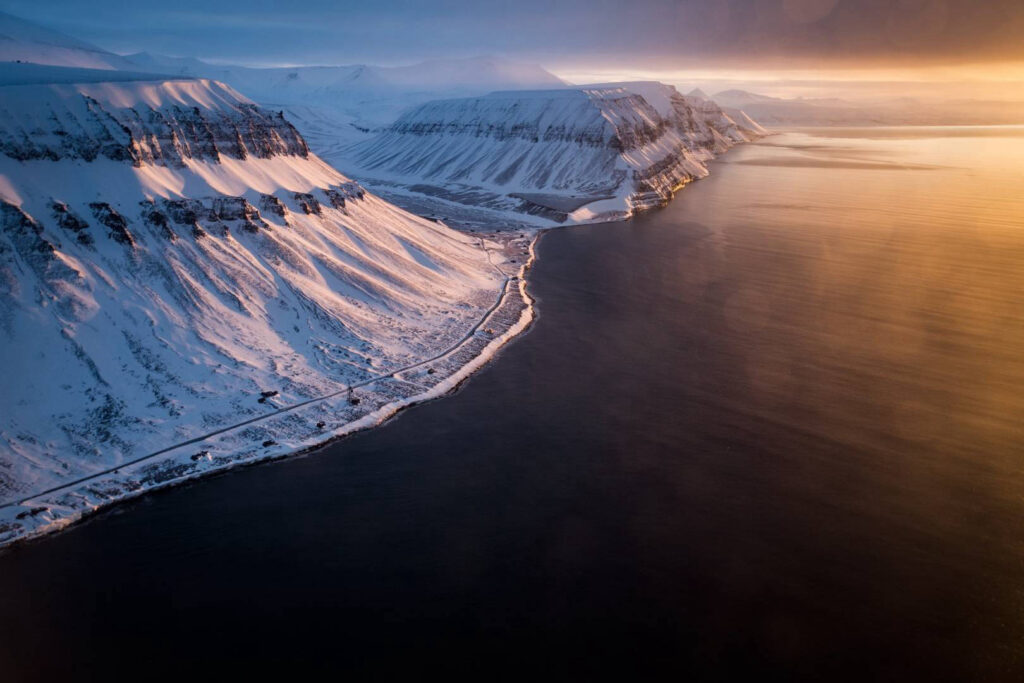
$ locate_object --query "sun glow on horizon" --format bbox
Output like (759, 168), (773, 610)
(552, 61), (1024, 102)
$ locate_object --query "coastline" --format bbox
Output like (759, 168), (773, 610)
(0, 131), (768, 550)
(0, 233), (540, 550)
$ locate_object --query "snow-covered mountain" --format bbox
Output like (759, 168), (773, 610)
(0, 63), (515, 520)
(121, 53), (566, 98)
(0, 10), (133, 70)
(1, 11), (568, 149)
(335, 82), (765, 229)
(713, 89), (883, 126)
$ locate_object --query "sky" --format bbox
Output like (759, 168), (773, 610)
(3, 0), (1024, 100)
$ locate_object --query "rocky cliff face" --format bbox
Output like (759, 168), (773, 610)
(339, 82), (764, 228)
(0, 78), (308, 165)
(621, 86), (766, 210)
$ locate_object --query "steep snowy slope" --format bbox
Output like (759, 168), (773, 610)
(0, 64), (510, 509)
(337, 82), (764, 228)
(0, 10), (133, 70)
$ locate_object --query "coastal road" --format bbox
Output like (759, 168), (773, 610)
(0, 235), (531, 512)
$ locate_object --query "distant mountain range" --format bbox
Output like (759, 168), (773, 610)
(119, 52), (568, 121)
(1, 9), (571, 144)
(119, 52), (570, 149)
(0, 10), (134, 70)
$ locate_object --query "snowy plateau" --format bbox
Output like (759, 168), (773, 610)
(336, 82), (765, 230)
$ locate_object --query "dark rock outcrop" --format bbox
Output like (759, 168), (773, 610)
(50, 201), (92, 246)
(88, 203), (134, 246)
(293, 193), (322, 216)
(211, 197), (268, 233)
(1, 96), (309, 167)
(323, 182), (365, 209)
(259, 194), (288, 221)
(139, 201), (176, 241)
(1, 202), (83, 302)
(323, 188), (347, 210)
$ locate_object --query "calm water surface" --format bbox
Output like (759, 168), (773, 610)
(2, 127), (1023, 681)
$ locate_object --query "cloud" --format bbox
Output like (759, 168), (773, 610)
(2, 0), (1022, 68)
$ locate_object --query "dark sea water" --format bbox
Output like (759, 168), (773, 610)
(2, 127), (1024, 681)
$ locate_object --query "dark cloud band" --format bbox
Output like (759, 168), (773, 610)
(4, 0), (1023, 67)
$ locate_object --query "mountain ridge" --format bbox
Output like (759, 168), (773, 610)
(337, 82), (765, 229)
(0, 10), (135, 70)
